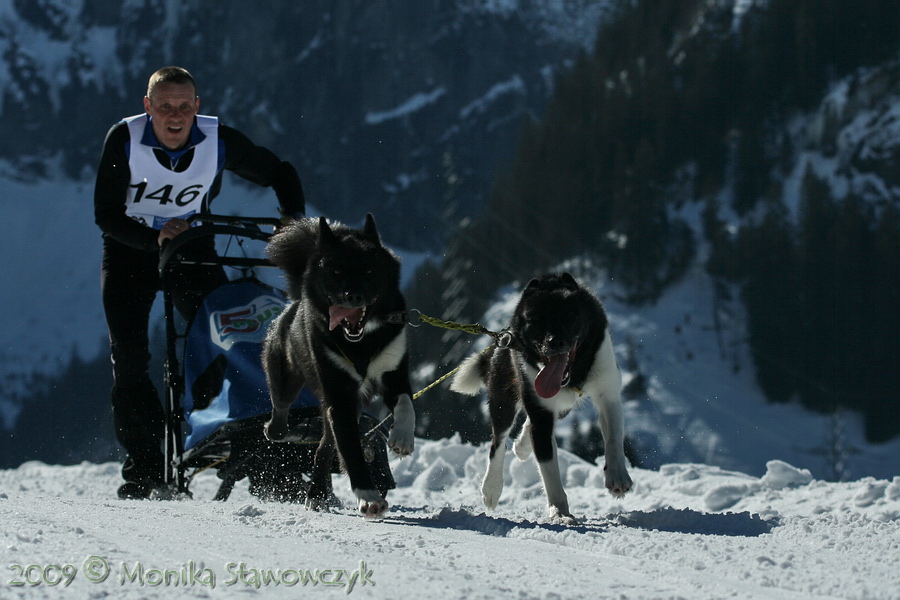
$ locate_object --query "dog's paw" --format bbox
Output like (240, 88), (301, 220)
(387, 395), (415, 456)
(481, 475), (503, 510)
(305, 495), (333, 512)
(387, 427), (414, 457)
(355, 489), (388, 520)
(305, 475), (334, 510)
(547, 506), (580, 526)
(263, 412), (289, 442)
(604, 461), (633, 498)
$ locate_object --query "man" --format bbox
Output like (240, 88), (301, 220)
(94, 66), (305, 499)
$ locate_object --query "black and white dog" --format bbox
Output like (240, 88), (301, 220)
(451, 273), (632, 523)
(262, 214), (415, 519)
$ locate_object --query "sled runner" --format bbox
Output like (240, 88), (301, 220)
(157, 214), (395, 501)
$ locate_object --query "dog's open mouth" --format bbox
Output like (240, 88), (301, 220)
(534, 344), (577, 399)
(329, 305), (369, 342)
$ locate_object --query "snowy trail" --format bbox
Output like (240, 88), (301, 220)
(0, 489), (816, 600)
(2, 439), (899, 599)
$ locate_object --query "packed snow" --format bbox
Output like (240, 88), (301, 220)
(2, 436), (899, 599)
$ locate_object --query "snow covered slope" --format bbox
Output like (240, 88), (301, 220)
(1, 437), (898, 599)
(0, 0), (619, 250)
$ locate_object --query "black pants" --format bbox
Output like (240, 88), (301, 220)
(101, 238), (227, 480)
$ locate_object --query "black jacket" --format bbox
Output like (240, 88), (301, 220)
(94, 118), (305, 253)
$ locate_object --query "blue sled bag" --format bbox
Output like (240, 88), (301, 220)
(182, 278), (318, 450)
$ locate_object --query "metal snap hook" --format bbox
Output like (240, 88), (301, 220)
(406, 309), (423, 327)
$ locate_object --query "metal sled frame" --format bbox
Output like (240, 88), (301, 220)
(158, 214), (283, 497)
(158, 214), (396, 501)
(158, 214), (313, 499)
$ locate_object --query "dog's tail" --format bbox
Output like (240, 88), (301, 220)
(449, 350), (491, 395)
(266, 217), (319, 299)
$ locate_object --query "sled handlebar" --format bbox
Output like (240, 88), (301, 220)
(158, 213), (283, 276)
(187, 214), (283, 229)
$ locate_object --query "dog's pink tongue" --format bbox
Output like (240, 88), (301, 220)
(329, 306), (363, 330)
(534, 354), (568, 398)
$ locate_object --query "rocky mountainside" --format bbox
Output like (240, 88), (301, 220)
(403, 0), (900, 446)
(798, 58), (900, 202)
(1, 0), (898, 469)
(0, 0), (618, 462)
(0, 0), (618, 249)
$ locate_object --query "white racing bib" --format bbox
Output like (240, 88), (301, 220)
(124, 114), (219, 230)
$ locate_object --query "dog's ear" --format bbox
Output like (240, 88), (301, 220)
(318, 216), (339, 247)
(363, 213), (382, 246)
(560, 272), (579, 290)
(523, 278), (542, 294)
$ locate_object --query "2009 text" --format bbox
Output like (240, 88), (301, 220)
(7, 557), (375, 594)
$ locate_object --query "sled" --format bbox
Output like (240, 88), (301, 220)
(157, 214), (395, 501)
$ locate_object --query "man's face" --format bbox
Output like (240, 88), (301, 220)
(143, 82), (199, 150)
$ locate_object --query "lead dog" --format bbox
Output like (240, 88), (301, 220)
(262, 214), (415, 519)
(450, 273), (632, 523)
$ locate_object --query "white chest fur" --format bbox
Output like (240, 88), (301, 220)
(325, 327), (408, 396)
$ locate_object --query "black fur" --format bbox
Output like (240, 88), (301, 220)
(262, 214), (415, 519)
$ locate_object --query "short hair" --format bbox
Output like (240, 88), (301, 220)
(147, 66), (196, 100)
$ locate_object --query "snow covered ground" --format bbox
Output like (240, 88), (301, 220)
(2, 436), (898, 599)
